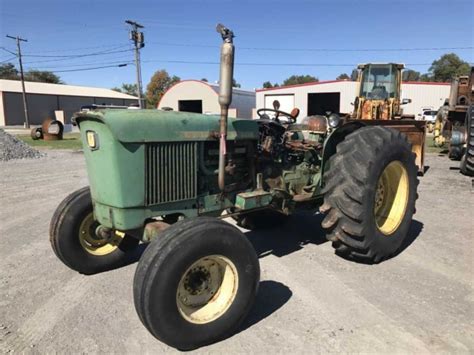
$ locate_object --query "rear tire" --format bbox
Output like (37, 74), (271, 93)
(460, 105), (474, 176)
(320, 126), (418, 263)
(133, 217), (260, 350)
(50, 187), (139, 275)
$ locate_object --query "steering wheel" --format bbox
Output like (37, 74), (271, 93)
(256, 108), (299, 123)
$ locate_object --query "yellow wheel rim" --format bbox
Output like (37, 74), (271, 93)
(78, 213), (124, 256)
(176, 255), (238, 324)
(374, 161), (409, 235)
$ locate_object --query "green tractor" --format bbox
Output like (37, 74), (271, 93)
(50, 25), (419, 350)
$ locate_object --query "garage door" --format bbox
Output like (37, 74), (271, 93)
(264, 94), (295, 113)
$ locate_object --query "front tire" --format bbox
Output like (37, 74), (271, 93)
(133, 217), (260, 350)
(50, 187), (139, 275)
(320, 126), (418, 263)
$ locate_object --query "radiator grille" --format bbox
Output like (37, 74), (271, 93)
(145, 142), (197, 205)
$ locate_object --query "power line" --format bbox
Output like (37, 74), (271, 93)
(21, 43), (131, 54)
(1, 56), (18, 63)
(141, 59), (441, 67)
(148, 41), (474, 53)
(24, 59), (135, 70)
(22, 49), (134, 64)
(22, 45), (131, 58)
(49, 63), (129, 73)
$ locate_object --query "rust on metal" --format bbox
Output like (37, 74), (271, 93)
(301, 115), (327, 133)
(41, 117), (64, 141)
(143, 220), (170, 242)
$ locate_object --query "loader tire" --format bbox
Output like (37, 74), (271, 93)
(320, 126), (418, 263)
(50, 186), (139, 275)
(460, 105), (474, 176)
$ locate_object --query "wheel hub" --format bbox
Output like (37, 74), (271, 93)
(374, 161), (409, 235)
(176, 255), (238, 324)
(78, 213), (123, 256)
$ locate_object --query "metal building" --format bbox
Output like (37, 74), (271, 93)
(0, 79), (137, 126)
(158, 80), (255, 118)
(255, 80), (450, 121)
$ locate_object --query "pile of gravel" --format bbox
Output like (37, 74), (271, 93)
(0, 129), (44, 162)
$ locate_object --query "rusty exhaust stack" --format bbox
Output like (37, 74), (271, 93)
(216, 23), (235, 192)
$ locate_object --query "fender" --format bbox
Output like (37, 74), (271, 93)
(320, 121), (366, 187)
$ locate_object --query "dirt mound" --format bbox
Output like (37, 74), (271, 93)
(0, 129), (44, 161)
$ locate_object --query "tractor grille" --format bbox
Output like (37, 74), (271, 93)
(145, 142), (197, 205)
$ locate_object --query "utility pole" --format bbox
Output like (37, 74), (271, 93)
(125, 20), (145, 108)
(6, 35), (30, 128)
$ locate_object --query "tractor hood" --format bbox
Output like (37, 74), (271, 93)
(73, 109), (259, 143)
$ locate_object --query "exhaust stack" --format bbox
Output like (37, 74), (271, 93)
(216, 23), (235, 192)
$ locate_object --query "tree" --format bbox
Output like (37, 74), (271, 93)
(350, 69), (359, 81)
(201, 78), (208, 82)
(0, 63), (19, 80)
(262, 81), (273, 88)
(336, 73), (350, 80)
(111, 83), (138, 96)
(282, 75), (318, 86)
(146, 69), (180, 108)
(24, 70), (63, 84)
(232, 78), (241, 88)
(428, 53), (470, 82)
(419, 73), (432, 82)
(402, 69), (421, 82)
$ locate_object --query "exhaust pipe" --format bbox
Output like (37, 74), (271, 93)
(216, 24), (235, 192)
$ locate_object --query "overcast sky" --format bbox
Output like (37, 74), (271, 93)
(1, 0), (473, 90)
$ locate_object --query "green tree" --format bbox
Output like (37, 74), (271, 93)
(402, 69), (421, 82)
(201, 78), (208, 82)
(429, 53), (470, 82)
(146, 69), (180, 108)
(262, 81), (273, 88)
(24, 70), (63, 84)
(111, 83), (138, 96)
(282, 75), (318, 86)
(0, 63), (19, 80)
(232, 78), (241, 88)
(336, 73), (350, 80)
(419, 73), (433, 82)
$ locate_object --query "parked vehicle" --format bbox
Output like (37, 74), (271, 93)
(418, 110), (437, 132)
(50, 25), (420, 350)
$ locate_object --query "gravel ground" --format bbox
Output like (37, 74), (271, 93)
(0, 129), (44, 162)
(0, 150), (473, 353)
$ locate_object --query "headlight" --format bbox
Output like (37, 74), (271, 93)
(86, 131), (98, 149)
(328, 113), (342, 128)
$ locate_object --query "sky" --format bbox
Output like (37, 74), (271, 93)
(1, 0), (473, 91)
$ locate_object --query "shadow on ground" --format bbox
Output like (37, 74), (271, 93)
(245, 210), (327, 259)
(237, 280), (292, 334)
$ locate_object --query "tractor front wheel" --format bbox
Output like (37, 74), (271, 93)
(50, 187), (139, 275)
(133, 217), (260, 350)
(320, 126), (418, 263)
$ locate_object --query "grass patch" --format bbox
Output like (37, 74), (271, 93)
(18, 133), (83, 150)
(424, 135), (446, 154)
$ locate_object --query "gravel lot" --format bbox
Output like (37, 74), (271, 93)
(0, 150), (473, 353)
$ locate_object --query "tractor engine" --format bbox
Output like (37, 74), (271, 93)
(255, 117), (324, 198)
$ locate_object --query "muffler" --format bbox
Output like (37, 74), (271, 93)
(216, 23), (235, 192)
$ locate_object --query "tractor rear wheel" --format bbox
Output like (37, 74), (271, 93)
(50, 187), (139, 275)
(460, 105), (474, 176)
(133, 217), (260, 350)
(320, 126), (418, 263)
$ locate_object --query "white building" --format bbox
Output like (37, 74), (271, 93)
(255, 80), (450, 121)
(0, 79), (137, 126)
(158, 80), (255, 118)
